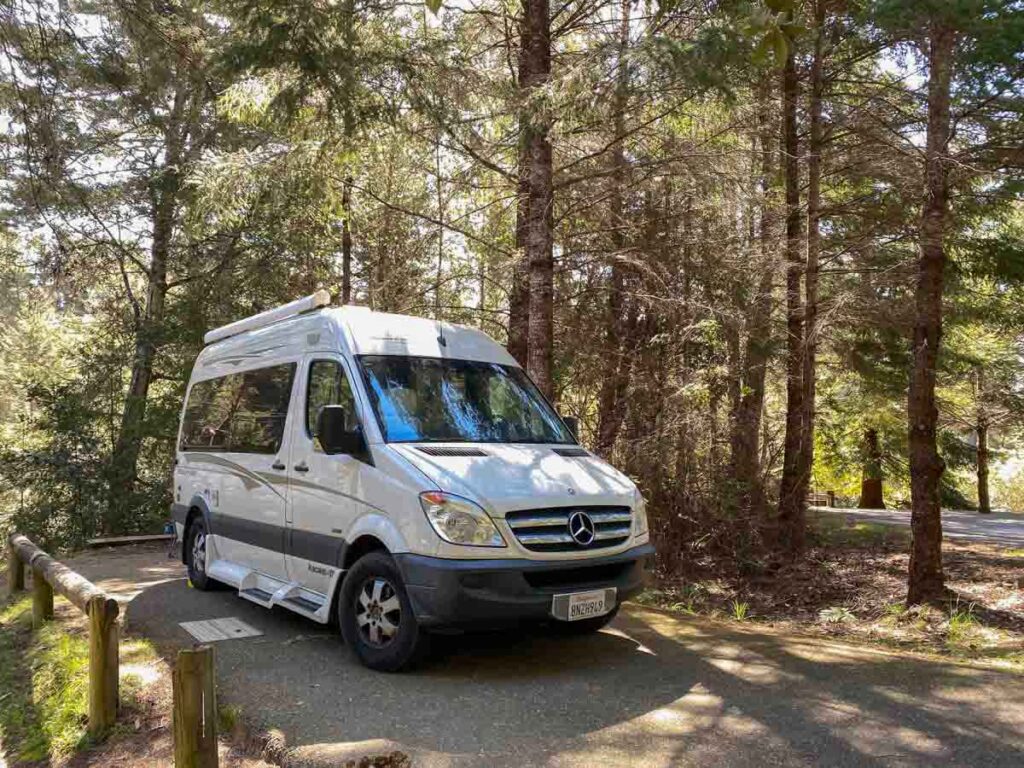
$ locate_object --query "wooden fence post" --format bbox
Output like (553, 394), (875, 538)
(87, 595), (120, 736)
(173, 645), (219, 768)
(32, 565), (54, 629)
(6, 536), (24, 596)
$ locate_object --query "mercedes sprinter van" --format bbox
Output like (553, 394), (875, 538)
(172, 291), (654, 670)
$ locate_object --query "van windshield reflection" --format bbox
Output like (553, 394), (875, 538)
(358, 356), (574, 444)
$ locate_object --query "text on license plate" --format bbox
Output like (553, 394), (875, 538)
(568, 590), (607, 620)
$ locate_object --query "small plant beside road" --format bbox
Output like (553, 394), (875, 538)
(730, 600), (750, 621)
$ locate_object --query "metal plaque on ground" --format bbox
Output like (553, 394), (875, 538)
(179, 617), (263, 643)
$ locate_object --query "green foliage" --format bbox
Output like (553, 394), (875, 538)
(818, 606), (857, 625)
(730, 600), (751, 621)
(946, 603), (980, 649)
(0, 596), (160, 763)
(0, 597), (89, 762)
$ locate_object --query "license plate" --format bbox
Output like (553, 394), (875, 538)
(551, 588), (616, 622)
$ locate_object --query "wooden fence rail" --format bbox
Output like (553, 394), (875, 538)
(5, 533), (120, 736)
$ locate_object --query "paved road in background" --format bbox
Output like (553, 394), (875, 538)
(70, 545), (1024, 768)
(811, 506), (1024, 547)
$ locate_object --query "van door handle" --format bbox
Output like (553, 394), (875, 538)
(271, 460), (286, 470)
(293, 462), (309, 472)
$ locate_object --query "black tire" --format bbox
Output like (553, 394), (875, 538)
(185, 517), (215, 591)
(550, 604), (620, 635)
(338, 551), (427, 672)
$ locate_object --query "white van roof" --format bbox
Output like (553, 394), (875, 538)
(333, 306), (516, 366)
(198, 295), (516, 373)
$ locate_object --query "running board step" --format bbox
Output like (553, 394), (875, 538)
(239, 587), (274, 607)
(283, 595), (322, 613)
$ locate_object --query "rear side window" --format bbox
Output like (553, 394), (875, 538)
(180, 363), (296, 454)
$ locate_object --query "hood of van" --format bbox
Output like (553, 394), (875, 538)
(390, 443), (637, 515)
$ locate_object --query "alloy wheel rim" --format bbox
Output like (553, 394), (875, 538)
(192, 531), (206, 574)
(355, 577), (401, 648)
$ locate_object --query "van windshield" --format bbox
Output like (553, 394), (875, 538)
(358, 356), (575, 444)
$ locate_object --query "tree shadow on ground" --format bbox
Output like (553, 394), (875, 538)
(126, 577), (1024, 767)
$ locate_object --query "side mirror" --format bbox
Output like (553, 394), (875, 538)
(561, 415), (579, 440)
(316, 405), (368, 459)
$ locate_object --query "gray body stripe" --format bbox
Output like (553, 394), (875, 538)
(287, 528), (348, 569)
(210, 512), (287, 555)
(177, 506), (348, 570)
(171, 502), (189, 525)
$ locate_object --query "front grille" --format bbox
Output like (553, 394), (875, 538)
(504, 506), (633, 552)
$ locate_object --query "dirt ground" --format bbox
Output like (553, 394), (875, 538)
(64, 661), (276, 768)
(643, 517), (1024, 666)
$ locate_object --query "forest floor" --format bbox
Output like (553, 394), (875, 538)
(642, 510), (1024, 671)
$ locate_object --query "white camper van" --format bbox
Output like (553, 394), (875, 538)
(172, 291), (654, 670)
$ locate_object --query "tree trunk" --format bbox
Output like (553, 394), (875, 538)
(906, 23), (954, 605)
(977, 419), (990, 514)
(799, 1), (825, 515)
(478, 259), (487, 329)
(508, 17), (533, 367)
(341, 179), (353, 303)
(730, 77), (775, 520)
(776, 32), (806, 555)
(595, 0), (632, 457)
(859, 428), (885, 509)
(108, 87), (185, 530)
(975, 367), (991, 514)
(434, 140), (444, 318)
(522, 0), (555, 399)
(340, 0), (356, 304)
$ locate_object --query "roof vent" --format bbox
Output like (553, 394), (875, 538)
(416, 446), (489, 458)
(553, 447), (590, 458)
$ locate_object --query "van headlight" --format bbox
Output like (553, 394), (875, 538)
(419, 492), (506, 547)
(633, 495), (649, 536)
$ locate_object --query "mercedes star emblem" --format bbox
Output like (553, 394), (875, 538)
(568, 510), (596, 546)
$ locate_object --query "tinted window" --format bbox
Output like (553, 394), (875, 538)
(358, 356), (573, 444)
(180, 363), (296, 454)
(306, 359), (358, 439)
(181, 376), (241, 450)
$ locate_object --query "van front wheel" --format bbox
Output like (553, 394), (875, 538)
(185, 518), (215, 591)
(339, 552), (426, 672)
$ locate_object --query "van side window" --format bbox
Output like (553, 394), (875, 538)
(306, 360), (358, 439)
(181, 376), (239, 450)
(181, 363), (296, 453)
(230, 364), (297, 453)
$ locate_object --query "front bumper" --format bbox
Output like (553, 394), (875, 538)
(394, 543), (655, 629)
